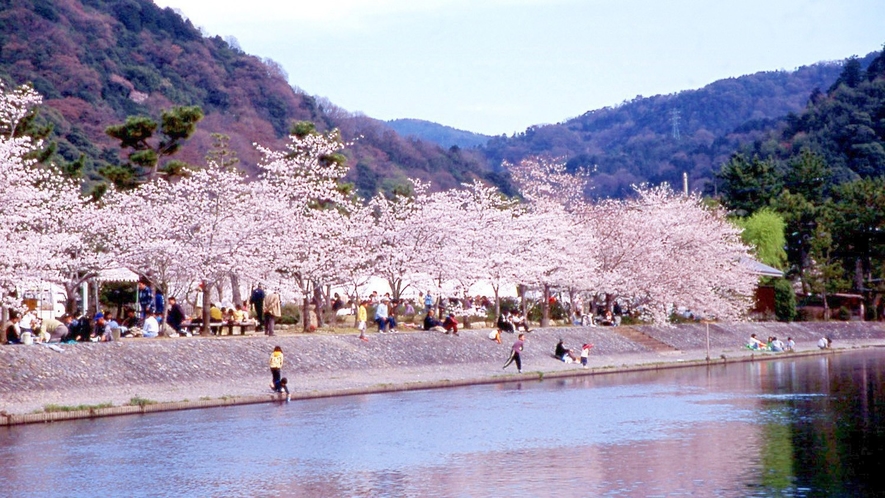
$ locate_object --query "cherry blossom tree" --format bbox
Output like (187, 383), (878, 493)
(255, 131), (356, 331)
(435, 180), (523, 321)
(38, 182), (118, 313)
(0, 84), (95, 314)
(367, 179), (435, 305)
(508, 157), (599, 326)
(586, 185), (757, 323)
(105, 162), (265, 334)
(0, 83), (47, 311)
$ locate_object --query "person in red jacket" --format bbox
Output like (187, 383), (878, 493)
(442, 314), (459, 336)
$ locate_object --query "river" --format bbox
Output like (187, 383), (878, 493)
(2, 349), (884, 497)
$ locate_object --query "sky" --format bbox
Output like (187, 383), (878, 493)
(154, 0), (885, 136)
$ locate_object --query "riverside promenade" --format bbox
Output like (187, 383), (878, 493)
(2, 321), (884, 425)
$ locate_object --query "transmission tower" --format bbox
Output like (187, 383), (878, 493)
(670, 109), (681, 140)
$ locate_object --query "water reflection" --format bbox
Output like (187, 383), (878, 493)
(2, 350), (884, 497)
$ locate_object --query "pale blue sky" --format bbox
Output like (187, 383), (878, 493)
(156, 0), (884, 136)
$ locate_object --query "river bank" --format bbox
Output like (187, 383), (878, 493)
(2, 321), (884, 425)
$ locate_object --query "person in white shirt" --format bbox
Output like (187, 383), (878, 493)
(143, 311), (160, 338)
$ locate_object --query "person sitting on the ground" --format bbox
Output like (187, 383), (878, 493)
(18, 310), (36, 337)
(443, 314), (459, 336)
(375, 298), (397, 333)
(770, 336), (785, 352)
(93, 314), (112, 342)
(2, 312), (21, 344)
(166, 297), (186, 335)
(142, 311), (160, 338)
(497, 313), (515, 334)
(600, 309), (615, 326)
(423, 311), (443, 332)
(554, 339), (578, 362)
(510, 311), (531, 332)
(488, 329), (502, 344)
(65, 313), (92, 342)
(786, 337), (795, 351)
(121, 308), (138, 330)
(105, 315), (121, 341)
(818, 336), (831, 349)
(747, 333), (766, 350)
(90, 312), (106, 341)
(40, 314), (73, 343)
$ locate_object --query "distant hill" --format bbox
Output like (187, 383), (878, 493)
(482, 53), (880, 197)
(0, 0), (502, 196)
(2, 0), (880, 200)
(386, 118), (491, 149)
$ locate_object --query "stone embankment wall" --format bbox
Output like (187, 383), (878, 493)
(1, 321), (882, 424)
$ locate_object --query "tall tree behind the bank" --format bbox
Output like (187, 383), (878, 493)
(781, 45), (885, 181)
(102, 106), (203, 190)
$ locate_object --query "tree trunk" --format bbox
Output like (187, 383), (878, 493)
(436, 276), (443, 318)
(462, 293), (471, 329)
(313, 285), (324, 328)
(324, 284), (333, 323)
(352, 286), (360, 328)
(518, 284), (527, 322)
(567, 287), (576, 325)
(855, 258), (864, 293)
(302, 295), (311, 333)
(230, 273), (242, 308)
(64, 281), (79, 314)
(823, 290), (829, 321)
(493, 286), (501, 324)
(540, 284), (551, 328)
(214, 281), (224, 306)
(201, 283), (211, 336)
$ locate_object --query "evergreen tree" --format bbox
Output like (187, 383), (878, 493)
(103, 106), (204, 189)
(715, 154), (782, 216)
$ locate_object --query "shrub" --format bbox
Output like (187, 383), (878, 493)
(773, 278), (797, 322)
(279, 303), (301, 325)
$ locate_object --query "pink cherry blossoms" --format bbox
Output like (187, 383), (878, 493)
(1, 84), (759, 326)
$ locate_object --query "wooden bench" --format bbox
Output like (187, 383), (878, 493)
(219, 321), (257, 336)
(185, 321), (226, 335)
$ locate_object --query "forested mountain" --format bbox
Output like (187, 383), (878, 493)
(481, 54), (879, 197)
(776, 52), (885, 182)
(2, 0), (881, 201)
(0, 0), (499, 195)
(386, 118), (491, 149)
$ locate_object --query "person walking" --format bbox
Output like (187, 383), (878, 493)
(250, 284), (266, 333)
(503, 333), (525, 373)
(263, 288), (282, 336)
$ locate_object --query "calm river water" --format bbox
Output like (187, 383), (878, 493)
(2, 349), (884, 497)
